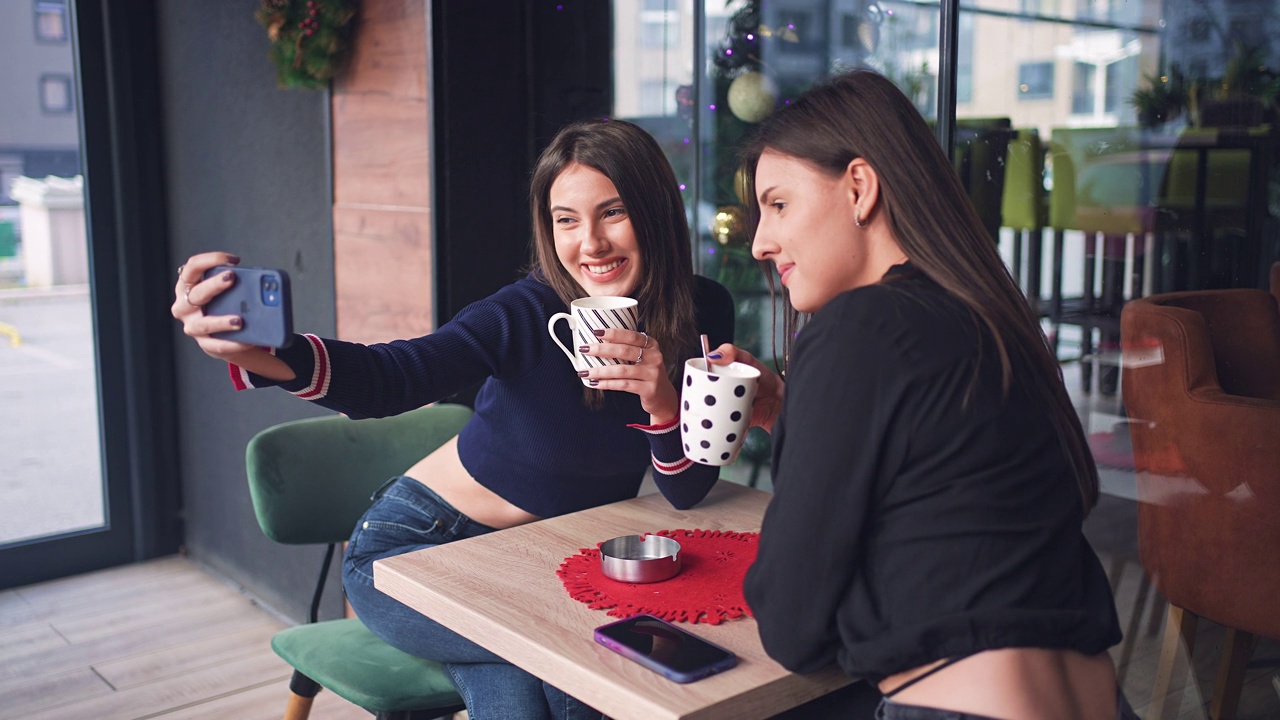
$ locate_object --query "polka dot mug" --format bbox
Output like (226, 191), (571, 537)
(679, 358), (760, 466)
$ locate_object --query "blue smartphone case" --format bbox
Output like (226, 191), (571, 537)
(202, 266), (293, 348)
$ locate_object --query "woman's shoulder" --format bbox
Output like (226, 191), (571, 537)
(806, 269), (967, 361)
(825, 268), (955, 326)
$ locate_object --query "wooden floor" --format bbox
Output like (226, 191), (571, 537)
(0, 556), (372, 720)
(2, 536), (1278, 719)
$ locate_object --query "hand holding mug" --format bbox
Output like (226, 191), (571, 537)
(547, 296), (678, 422)
(707, 344), (785, 434)
(547, 296), (640, 384)
(582, 326), (679, 423)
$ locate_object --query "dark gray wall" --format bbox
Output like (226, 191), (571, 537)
(156, 0), (340, 622)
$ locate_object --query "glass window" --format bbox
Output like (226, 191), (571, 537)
(35, 1), (68, 43)
(957, 12), (974, 104)
(2, 0), (100, 548)
(1019, 61), (1055, 100)
(39, 74), (74, 114)
(964, 0), (1280, 713)
(608, 0), (1280, 716)
(1071, 61), (1096, 115)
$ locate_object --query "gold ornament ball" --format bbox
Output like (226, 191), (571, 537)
(727, 71), (779, 124)
(711, 205), (747, 245)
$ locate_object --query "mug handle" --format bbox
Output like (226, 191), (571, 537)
(547, 313), (578, 368)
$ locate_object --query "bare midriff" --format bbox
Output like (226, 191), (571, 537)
(402, 436), (541, 529)
(878, 647), (1118, 720)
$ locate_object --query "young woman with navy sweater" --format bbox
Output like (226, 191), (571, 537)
(710, 71), (1136, 720)
(173, 119), (735, 720)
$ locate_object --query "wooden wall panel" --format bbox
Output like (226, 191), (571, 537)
(332, 92), (431, 208)
(331, 0), (432, 342)
(332, 206), (434, 345)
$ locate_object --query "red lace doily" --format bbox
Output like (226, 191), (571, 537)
(556, 528), (758, 625)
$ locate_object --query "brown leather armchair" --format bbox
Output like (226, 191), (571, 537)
(1120, 284), (1280, 720)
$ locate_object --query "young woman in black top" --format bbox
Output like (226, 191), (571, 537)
(710, 70), (1134, 719)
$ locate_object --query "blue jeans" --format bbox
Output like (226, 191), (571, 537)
(342, 476), (602, 720)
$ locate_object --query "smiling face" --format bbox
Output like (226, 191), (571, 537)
(751, 150), (875, 313)
(549, 163), (643, 298)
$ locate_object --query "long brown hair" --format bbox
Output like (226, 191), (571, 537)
(742, 70), (1099, 511)
(530, 119), (698, 399)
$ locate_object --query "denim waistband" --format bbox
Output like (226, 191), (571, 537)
(373, 475), (499, 536)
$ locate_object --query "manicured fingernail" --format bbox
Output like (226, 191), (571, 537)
(588, 379), (599, 386)
(576, 370), (590, 378)
(222, 271), (235, 281)
(578, 345), (591, 353)
(230, 317), (243, 328)
(707, 352), (723, 360)
(227, 255), (241, 264)
(592, 329), (605, 337)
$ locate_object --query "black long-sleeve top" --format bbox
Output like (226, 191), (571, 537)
(743, 263), (1121, 682)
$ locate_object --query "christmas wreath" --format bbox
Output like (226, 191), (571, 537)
(255, 0), (358, 90)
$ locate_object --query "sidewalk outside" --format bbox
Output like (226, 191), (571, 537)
(0, 284), (104, 545)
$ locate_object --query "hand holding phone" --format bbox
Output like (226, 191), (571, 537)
(201, 266), (293, 348)
(594, 614), (737, 683)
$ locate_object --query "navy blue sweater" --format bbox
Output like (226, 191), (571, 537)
(232, 273), (737, 518)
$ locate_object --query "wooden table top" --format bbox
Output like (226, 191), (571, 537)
(374, 481), (853, 720)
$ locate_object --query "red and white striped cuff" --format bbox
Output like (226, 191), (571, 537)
(626, 416), (679, 435)
(290, 334), (330, 400)
(228, 346), (278, 391)
(652, 453), (693, 476)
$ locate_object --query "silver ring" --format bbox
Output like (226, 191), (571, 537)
(184, 285), (200, 307)
(635, 348), (644, 364)
(640, 331), (650, 349)
(176, 264), (185, 278)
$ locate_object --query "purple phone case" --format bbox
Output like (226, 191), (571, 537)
(593, 614), (738, 683)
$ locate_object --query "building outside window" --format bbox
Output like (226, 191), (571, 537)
(39, 74), (74, 114)
(1019, 61), (1054, 100)
(34, 1), (68, 43)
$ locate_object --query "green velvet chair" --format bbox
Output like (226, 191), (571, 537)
(245, 404), (474, 720)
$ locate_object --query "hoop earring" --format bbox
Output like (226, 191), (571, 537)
(854, 210), (867, 228)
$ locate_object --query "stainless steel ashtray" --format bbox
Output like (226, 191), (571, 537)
(599, 535), (682, 583)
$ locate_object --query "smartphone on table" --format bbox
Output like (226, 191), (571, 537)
(594, 614), (738, 683)
(201, 265), (293, 348)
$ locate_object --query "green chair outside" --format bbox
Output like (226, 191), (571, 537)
(1000, 129), (1047, 311)
(1046, 126), (1161, 389)
(246, 403), (473, 720)
(1155, 125), (1272, 291)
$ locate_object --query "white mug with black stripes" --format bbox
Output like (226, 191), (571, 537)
(547, 296), (639, 386)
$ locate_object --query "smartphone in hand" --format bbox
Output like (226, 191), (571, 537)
(202, 266), (293, 348)
(594, 614), (738, 683)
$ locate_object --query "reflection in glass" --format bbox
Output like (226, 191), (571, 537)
(611, 0), (1280, 715)
(968, 2), (1280, 717)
